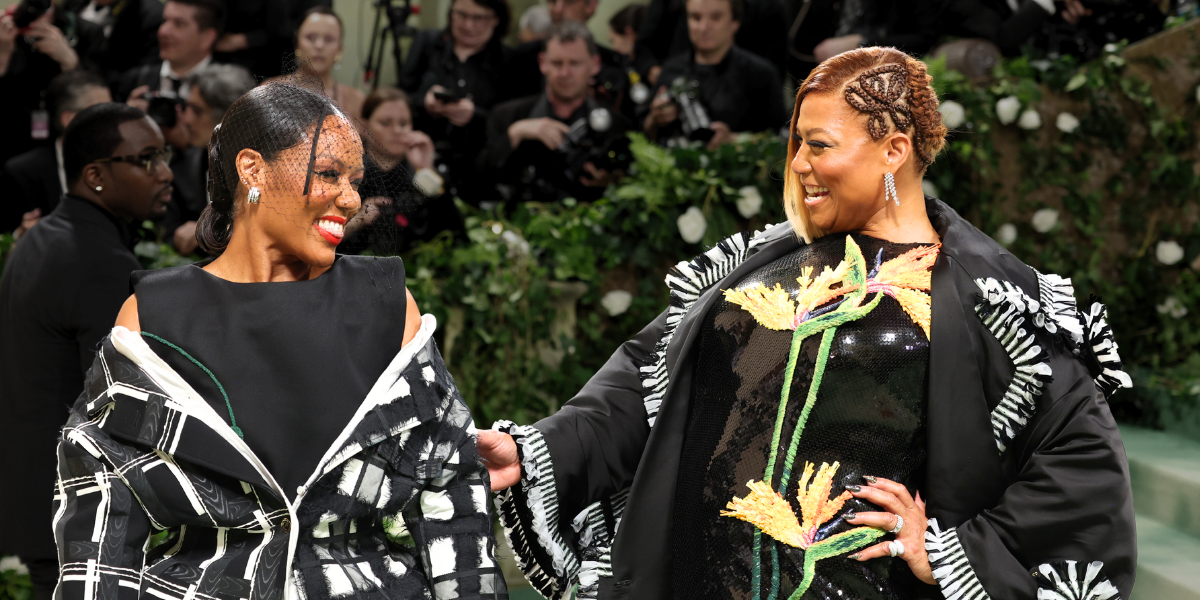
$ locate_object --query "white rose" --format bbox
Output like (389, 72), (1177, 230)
(677, 206), (707, 244)
(736, 186), (763, 218)
(412, 167), (444, 197)
(938, 100), (965, 129)
(1157, 296), (1188, 319)
(1156, 240), (1185, 265)
(1018, 109), (1043, 130)
(699, 155), (710, 169)
(501, 229), (530, 257)
(996, 96), (1021, 125)
(1104, 54), (1126, 68)
(1031, 208), (1058, 233)
(1104, 43), (1118, 53)
(921, 179), (938, 198)
(1055, 112), (1080, 134)
(0, 556), (29, 576)
(600, 290), (634, 316)
(994, 223), (1017, 246)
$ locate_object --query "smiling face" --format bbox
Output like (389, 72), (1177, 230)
(296, 13), (343, 76)
(237, 114), (364, 268)
(366, 99), (413, 159)
(789, 92), (913, 234)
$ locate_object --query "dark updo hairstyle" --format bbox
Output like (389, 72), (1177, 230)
(197, 82), (341, 255)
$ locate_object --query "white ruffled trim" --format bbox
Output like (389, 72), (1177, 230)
(975, 278), (1054, 453)
(1080, 302), (1132, 398)
(925, 519), (992, 600)
(1036, 560), (1121, 600)
(1034, 270), (1083, 346)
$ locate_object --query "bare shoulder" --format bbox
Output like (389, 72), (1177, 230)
(115, 294), (141, 331)
(402, 287), (421, 347)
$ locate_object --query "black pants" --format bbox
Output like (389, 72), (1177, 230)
(26, 557), (58, 600)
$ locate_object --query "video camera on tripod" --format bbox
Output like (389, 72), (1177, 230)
(666, 77), (715, 144)
(363, 0), (419, 89)
(559, 108), (632, 183)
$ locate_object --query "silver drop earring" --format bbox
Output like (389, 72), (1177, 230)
(884, 172), (899, 206)
(247, 186), (260, 204)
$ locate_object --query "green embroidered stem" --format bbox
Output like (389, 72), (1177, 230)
(778, 327), (837, 488)
(752, 531), (762, 599)
(787, 527), (885, 600)
(140, 331), (243, 439)
(764, 325), (813, 482)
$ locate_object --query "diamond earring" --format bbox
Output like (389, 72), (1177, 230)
(94, 185), (102, 192)
(247, 187), (260, 204)
(884, 172), (899, 206)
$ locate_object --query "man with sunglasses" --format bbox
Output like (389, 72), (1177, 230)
(0, 103), (173, 598)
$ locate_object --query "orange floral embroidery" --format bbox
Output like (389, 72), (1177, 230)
(722, 461), (853, 549)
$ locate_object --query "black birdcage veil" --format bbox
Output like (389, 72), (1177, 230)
(201, 62), (426, 258)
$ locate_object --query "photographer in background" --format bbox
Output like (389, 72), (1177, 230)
(646, 0), (785, 149)
(399, 0), (510, 204)
(61, 0), (163, 79)
(0, 1), (103, 165)
(1, 70), (112, 235)
(480, 22), (631, 204)
(163, 63), (255, 255)
(115, 0), (223, 109)
(637, 0), (786, 76)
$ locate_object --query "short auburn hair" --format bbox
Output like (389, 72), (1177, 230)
(785, 47), (947, 241)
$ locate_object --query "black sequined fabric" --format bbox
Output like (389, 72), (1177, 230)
(672, 233), (934, 600)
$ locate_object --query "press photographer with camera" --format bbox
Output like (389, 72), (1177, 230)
(480, 21), (632, 204)
(115, 0), (224, 111)
(645, 0), (785, 150)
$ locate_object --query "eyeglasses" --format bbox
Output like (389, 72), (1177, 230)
(94, 147), (174, 174)
(451, 9), (496, 24)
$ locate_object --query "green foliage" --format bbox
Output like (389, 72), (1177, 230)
(0, 557), (32, 600)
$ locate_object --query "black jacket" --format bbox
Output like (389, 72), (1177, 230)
(60, 0), (163, 79)
(0, 195), (139, 560)
(654, 46), (787, 138)
(939, 0), (1056, 55)
(494, 198), (1136, 600)
(1, 144), (61, 232)
(505, 40), (631, 114)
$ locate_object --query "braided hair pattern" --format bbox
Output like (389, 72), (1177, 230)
(843, 63), (913, 143)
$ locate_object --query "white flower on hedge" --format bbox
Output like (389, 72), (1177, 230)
(1017, 109), (1042, 130)
(921, 179), (938, 198)
(1156, 240), (1185, 265)
(601, 290), (633, 316)
(0, 556), (29, 575)
(1157, 295), (1188, 319)
(1031, 208), (1058, 233)
(996, 96), (1021, 124)
(994, 223), (1018, 246)
(699, 155), (710, 169)
(501, 229), (530, 257)
(736, 186), (763, 218)
(1104, 54), (1126, 68)
(677, 206), (707, 244)
(938, 101), (965, 129)
(1104, 43), (1118, 53)
(1055, 112), (1080, 133)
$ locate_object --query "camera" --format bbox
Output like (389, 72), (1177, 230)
(666, 77), (714, 144)
(432, 89), (463, 103)
(144, 92), (187, 129)
(559, 108), (632, 183)
(6, 0), (52, 34)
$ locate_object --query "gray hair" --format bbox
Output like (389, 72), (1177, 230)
(519, 4), (551, 35)
(185, 64), (258, 124)
(545, 20), (597, 57)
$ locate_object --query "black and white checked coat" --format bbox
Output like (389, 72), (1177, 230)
(53, 315), (507, 600)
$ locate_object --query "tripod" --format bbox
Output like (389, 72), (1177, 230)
(363, 0), (419, 89)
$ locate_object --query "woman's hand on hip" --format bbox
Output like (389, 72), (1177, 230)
(844, 477), (935, 585)
(477, 429), (520, 491)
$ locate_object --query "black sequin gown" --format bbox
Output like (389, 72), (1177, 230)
(672, 233), (935, 600)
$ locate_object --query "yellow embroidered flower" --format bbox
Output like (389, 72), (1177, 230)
(796, 261), (857, 319)
(722, 461), (853, 549)
(867, 244), (940, 338)
(724, 284), (797, 331)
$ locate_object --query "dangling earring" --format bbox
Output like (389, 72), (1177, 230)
(884, 172), (899, 206)
(247, 187), (260, 204)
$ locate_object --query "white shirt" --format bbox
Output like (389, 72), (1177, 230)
(159, 54), (213, 98)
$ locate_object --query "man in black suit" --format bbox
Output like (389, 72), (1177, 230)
(481, 22), (630, 204)
(61, 0), (164, 79)
(114, 0), (224, 107)
(0, 102), (173, 600)
(637, 0), (786, 76)
(1, 71), (112, 234)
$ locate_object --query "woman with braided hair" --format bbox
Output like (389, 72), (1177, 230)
(479, 46), (1136, 600)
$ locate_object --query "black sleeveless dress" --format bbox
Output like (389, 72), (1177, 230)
(130, 255), (407, 499)
(673, 233), (933, 600)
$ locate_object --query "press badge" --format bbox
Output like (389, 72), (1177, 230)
(31, 109), (49, 140)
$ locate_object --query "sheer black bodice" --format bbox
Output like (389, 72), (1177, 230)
(673, 233), (934, 600)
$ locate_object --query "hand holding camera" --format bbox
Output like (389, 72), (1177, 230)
(508, 117), (570, 150)
(425, 85), (476, 127)
(645, 87), (679, 129)
(25, 18), (76, 70)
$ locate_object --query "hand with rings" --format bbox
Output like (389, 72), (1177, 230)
(841, 476), (935, 585)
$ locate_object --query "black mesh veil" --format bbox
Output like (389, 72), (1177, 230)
(198, 65), (430, 257)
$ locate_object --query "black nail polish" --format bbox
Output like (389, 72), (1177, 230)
(863, 475), (877, 483)
(847, 485), (861, 492)
(843, 511), (857, 521)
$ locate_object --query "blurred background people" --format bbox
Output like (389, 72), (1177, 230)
(481, 22), (630, 204)
(0, 103), (172, 600)
(638, 0), (786, 76)
(400, 0), (511, 203)
(212, 0), (290, 78)
(609, 3), (660, 114)
(343, 86), (464, 254)
(647, 0), (785, 149)
(0, 3), (102, 166)
(115, 0), (224, 108)
(293, 6), (364, 121)
(1, 70), (112, 235)
(517, 3), (551, 42)
(61, 0), (163, 80)
(163, 63), (256, 255)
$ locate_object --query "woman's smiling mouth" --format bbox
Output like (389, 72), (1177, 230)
(804, 185), (830, 205)
(315, 215), (346, 244)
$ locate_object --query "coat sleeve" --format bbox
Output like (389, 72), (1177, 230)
(53, 414), (155, 600)
(926, 344), (1137, 599)
(492, 310), (665, 599)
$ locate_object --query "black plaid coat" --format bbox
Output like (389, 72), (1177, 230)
(53, 316), (507, 600)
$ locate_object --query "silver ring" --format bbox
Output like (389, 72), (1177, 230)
(889, 515), (904, 534)
(888, 540), (905, 557)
